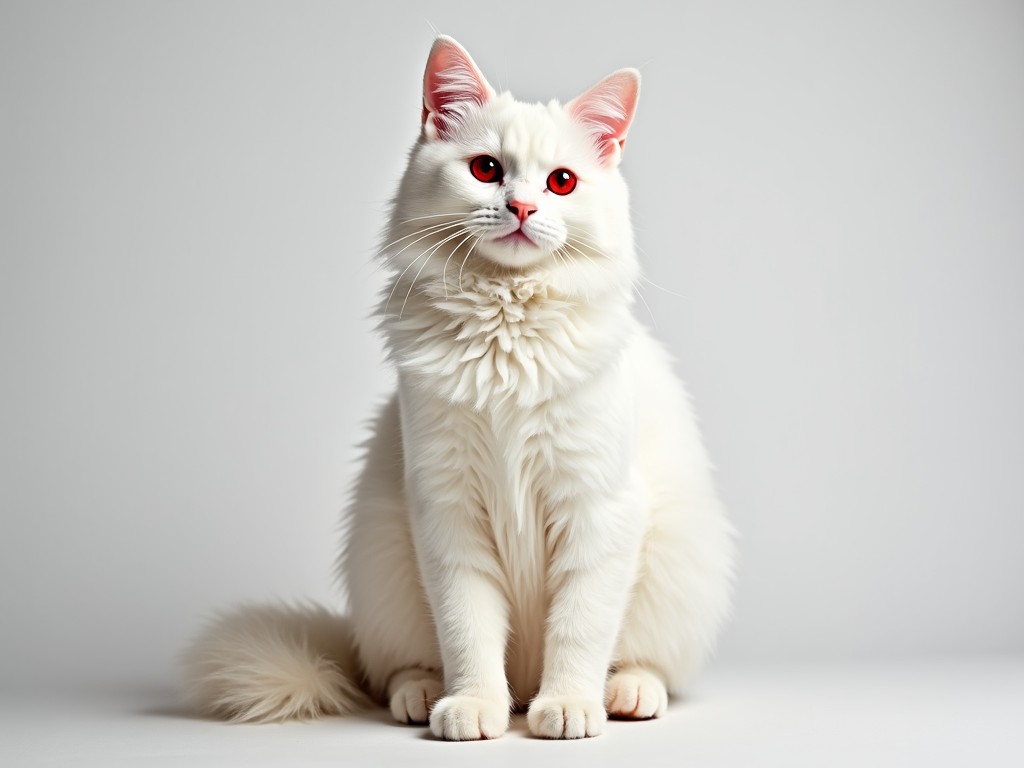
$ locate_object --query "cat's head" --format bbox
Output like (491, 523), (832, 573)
(384, 36), (640, 300)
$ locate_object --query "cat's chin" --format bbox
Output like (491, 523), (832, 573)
(476, 237), (552, 270)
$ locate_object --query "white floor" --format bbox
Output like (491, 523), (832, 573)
(3, 658), (1022, 767)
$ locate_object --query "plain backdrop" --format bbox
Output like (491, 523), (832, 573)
(1, 0), (1022, 695)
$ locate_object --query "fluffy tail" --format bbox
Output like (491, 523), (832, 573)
(183, 603), (371, 722)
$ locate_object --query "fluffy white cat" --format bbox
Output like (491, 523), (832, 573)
(185, 35), (735, 741)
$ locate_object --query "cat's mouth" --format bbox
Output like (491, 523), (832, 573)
(475, 224), (556, 269)
(496, 230), (536, 247)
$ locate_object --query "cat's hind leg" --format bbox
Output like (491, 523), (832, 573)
(605, 665), (668, 719)
(610, 495), (735, 717)
(340, 396), (443, 724)
(388, 667), (444, 724)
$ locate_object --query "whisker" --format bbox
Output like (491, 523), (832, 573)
(563, 225), (685, 299)
(399, 228), (471, 319)
(630, 241), (686, 299)
(396, 212), (466, 225)
(562, 240), (611, 274)
(639, 272), (686, 299)
(383, 249), (429, 317)
(440, 230), (476, 300)
(362, 218), (462, 264)
(558, 242), (603, 302)
(384, 226), (470, 316)
(633, 285), (658, 329)
(458, 236), (482, 292)
(562, 227), (615, 256)
(375, 219), (467, 262)
(374, 221), (469, 277)
(563, 224), (645, 262)
(553, 247), (571, 270)
(441, 244), (457, 300)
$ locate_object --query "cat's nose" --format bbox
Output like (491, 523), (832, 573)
(506, 200), (538, 223)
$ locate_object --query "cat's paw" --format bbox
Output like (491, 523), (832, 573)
(389, 677), (444, 724)
(428, 695), (509, 740)
(605, 667), (668, 720)
(527, 695), (606, 739)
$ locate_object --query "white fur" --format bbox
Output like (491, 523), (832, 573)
(183, 604), (368, 722)
(184, 35), (735, 740)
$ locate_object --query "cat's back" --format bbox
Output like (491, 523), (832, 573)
(628, 326), (716, 471)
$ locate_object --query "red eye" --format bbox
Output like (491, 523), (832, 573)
(469, 155), (503, 183)
(546, 168), (577, 195)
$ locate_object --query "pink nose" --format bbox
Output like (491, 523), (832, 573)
(506, 200), (538, 223)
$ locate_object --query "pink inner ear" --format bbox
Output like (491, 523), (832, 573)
(422, 36), (494, 140)
(568, 69), (640, 163)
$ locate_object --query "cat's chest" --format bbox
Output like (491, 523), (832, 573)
(385, 274), (624, 408)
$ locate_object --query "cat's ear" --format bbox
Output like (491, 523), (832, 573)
(567, 69), (641, 166)
(421, 36), (495, 141)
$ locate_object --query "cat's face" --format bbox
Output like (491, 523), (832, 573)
(384, 37), (640, 300)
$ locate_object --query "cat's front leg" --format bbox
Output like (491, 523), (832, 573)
(421, 559), (511, 741)
(528, 482), (646, 739)
(401, 390), (511, 741)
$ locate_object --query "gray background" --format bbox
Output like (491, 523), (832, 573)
(2, 0), (1022, 694)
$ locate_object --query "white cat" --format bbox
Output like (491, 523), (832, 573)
(185, 35), (735, 741)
